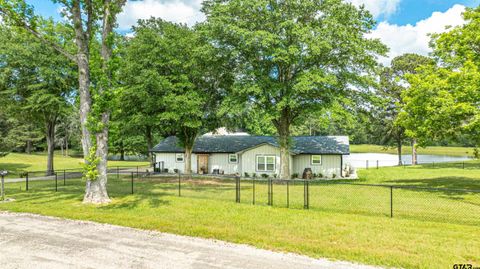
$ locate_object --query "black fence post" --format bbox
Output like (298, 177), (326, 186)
(131, 172), (134, 194)
(55, 172), (58, 192)
(390, 186), (393, 218)
(117, 166), (119, 180)
(178, 171), (181, 197)
(304, 180), (310, 209)
(63, 169), (66, 186)
(376, 160), (379, 169)
(287, 180), (290, 208)
(235, 176), (240, 203)
(26, 172), (29, 191)
(252, 178), (255, 205)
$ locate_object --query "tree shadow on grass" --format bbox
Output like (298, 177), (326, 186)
(386, 177), (480, 193)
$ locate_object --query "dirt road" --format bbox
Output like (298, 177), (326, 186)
(0, 212), (383, 269)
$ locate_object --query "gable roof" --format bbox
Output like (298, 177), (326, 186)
(151, 136), (349, 155)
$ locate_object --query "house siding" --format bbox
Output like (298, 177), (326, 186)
(241, 144), (281, 176)
(208, 153), (240, 174)
(154, 153), (197, 173)
(292, 154), (342, 177)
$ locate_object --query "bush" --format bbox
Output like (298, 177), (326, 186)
(252, 173), (257, 178)
(261, 173), (269, 178)
(291, 173), (299, 179)
(332, 173), (336, 178)
(273, 173), (277, 178)
(163, 168), (169, 173)
(174, 169), (179, 173)
(244, 172), (250, 178)
(318, 173), (323, 178)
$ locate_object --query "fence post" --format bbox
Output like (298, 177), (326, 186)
(235, 176), (240, 203)
(366, 160), (369, 169)
(178, 171), (181, 197)
(304, 180), (309, 209)
(252, 178), (255, 205)
(463, 162), (465, 169)
(376, 160), (379, 169)
(63, 169), (66, 186)
(131, 172), (134, 194)
(287, 180), (290, 208)
(55, 172), (58, 192)
(26, 172), (29, 191)
(390, 186), (393, 218)
(1, 173), (4, 201)
(136, 166), (139, 179)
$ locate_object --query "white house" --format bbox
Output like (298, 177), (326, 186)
(150, 135), (350, 178)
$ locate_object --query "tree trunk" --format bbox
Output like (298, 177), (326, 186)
(45, 120), (56, 176)
(184, 145), (193, 176)
(397, 139), (403, 166)
(412, 139), (418, 166)
(84, 112), (111, 204)
(145, 125), (154, 165)
(26, 140), (32, 154)
(120, 140), (125, 161)
(275, 114), (291, 180)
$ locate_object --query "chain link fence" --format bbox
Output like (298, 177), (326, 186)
(2, 169), (479, 226)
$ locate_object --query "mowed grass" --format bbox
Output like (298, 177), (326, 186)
(350, 144), (475, 157)
(0, 152), (149, 176)
(1, 172), (480, 269)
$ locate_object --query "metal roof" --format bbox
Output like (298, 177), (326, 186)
(151, 136), (349, 155)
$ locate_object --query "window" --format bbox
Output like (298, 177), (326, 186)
(229, 154), (238, 163)
(176, 153), (184, 163)
(311, 155), (322, 165)
(256, 155), (275, 172)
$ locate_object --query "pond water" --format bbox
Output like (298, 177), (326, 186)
(345, 153), (472, 168)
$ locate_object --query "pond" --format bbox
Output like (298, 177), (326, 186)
(345, 153), (472, 168)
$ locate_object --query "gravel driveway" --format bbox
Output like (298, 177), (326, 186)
(0, 212), (383, 269)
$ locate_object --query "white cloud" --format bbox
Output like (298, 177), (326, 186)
(369, 4), (466, 65)
(347, 0), (401, 18)
(117, 0), (205, 30)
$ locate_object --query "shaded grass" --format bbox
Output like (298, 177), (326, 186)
(351, 144), (475, 157)
(0, 152), (149, 176)
(1, 175), (480, 269)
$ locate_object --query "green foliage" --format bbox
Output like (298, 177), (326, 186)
(81, 147), (100, 182)
(399, 7), (480, 148)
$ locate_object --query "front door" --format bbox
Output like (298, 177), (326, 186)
(197, 154), (209, 174)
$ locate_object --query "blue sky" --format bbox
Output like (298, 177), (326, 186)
(25, 0), (480, 64)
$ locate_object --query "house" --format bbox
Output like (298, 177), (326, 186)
(150, 135), (350, 178)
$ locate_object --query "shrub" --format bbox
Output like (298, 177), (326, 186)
(291, 173), (299, 179)
(261, 173), (269, 178)
(273, 173), (277, 178)
(318, 173), (323, 178)
(332, 173), (336, 178)
(252, 173), (257, 178)
(244, 172), (250, 178)
(174, 169), (179, 173)
(163, 168), (169, 173)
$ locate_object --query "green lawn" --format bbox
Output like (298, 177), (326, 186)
(0, 152), (149, 175)
(350, 144), (475, 157)
(1, 162), (480, 269)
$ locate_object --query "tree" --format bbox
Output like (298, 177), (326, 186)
(377, 53), (433, 165)
(0, 21), (77, 173)
(0, 0), (127, 203)
(399, 7), (480, 158)
(202, 0), (386, 178)
(121, 18), (232, 175)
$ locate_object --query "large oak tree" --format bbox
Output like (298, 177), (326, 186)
(202, 0), (386, 178)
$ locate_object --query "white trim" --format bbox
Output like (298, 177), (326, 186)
(256, 155), (276, 172)
(311, 155), (322, 165)
(175, 153), (185, 163)
(228, 154), (238, 163)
